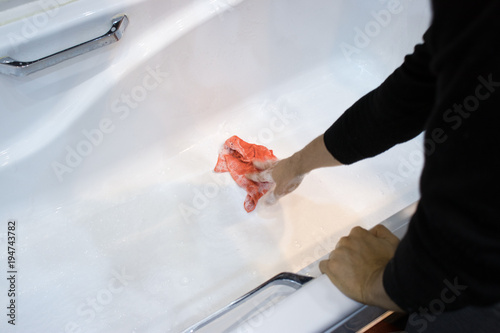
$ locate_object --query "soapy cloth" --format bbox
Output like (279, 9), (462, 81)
(214, 136), (277, 212)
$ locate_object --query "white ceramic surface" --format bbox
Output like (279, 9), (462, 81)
(0, 0), (430, 332)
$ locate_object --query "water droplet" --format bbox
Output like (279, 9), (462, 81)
(180, 277), (190, 286)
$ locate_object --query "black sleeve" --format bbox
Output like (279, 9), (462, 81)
(323, 36), (436, 165)
(324, 0), (500, 313)
(382, 0), (500, 312)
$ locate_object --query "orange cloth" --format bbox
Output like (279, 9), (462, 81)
(214, 136), (277, 212)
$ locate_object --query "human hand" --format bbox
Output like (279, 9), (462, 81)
(319, 225), (404, 312)
(246, 155), (305, 205)
(246, 135), (341, 205)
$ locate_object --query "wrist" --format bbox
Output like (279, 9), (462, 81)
(290, 151), (309, 175)
(366, 267), (405, 313)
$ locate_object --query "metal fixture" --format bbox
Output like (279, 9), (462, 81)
(0, 14), (128, 76)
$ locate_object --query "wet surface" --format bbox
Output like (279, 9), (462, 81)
(0, 0), (430, 331)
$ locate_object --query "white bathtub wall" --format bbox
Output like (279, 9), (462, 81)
(0, 0), (430, 332)
(0, 0), (42, 13)
(0, 0), (205, 165)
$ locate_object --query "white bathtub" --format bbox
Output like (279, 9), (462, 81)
(0, 0), (430, 332)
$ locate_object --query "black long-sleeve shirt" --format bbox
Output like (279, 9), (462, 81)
(324, 0), (500, 312)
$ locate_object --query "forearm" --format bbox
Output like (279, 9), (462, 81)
(292, 134), (343, 174)
(249, 134), (342, 202)
(323, 41), (435, 165)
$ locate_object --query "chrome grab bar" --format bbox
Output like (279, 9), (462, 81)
(182, 272), (314, 333)
(0, 15), (129, 77)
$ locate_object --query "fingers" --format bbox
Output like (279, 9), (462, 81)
(369, 224), (390, 237)
(369, 224), (400, 245)
(246, 171), (273, 183)
(246, 160), (278, 183)
(348, 225), (398, 243)
(281, 175), (304, 193)
(247, 158), (304, 205)
(262, 190), (278, 205)
(349, 226), (369, 237)
(253, 159), (277, 170)
(319, 260), (331, 275)
(318, 226), (396, 305)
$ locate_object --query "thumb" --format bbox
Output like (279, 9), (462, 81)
(262, 188), (279, 205)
